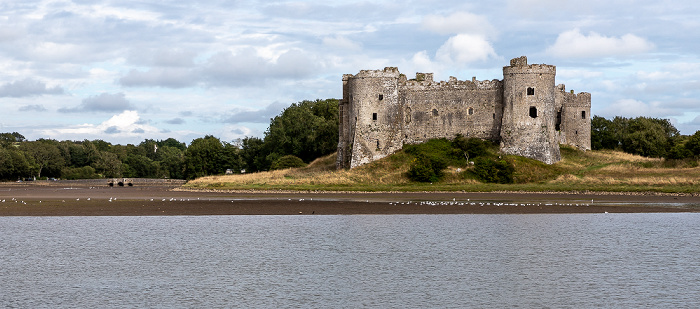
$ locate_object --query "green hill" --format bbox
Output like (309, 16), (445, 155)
(186, 140), (700, 194)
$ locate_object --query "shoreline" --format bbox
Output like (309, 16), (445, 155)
(1, 182), (699, 216)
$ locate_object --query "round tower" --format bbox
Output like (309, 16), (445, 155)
(500, 56), (561, 164)
(341, 67), (400, 168)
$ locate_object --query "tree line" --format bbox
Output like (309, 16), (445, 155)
(3, 103), (698, 181)
(0, 99), (339, 181)
(591, 116), (700, 160)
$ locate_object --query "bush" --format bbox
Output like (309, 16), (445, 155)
(472, 158), (514, 184)
(453, 135), (490, 160)
(270, 155), (307, 170)
(407, 154), (447, 182)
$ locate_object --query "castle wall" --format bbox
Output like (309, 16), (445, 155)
(400, 78), (503, 145)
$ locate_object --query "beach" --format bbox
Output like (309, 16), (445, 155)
(1, 181), (698, 216)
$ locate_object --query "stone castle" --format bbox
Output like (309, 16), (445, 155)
(336, 56), (591, 169)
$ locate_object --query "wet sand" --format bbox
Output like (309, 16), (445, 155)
(1, 182), (698, 216)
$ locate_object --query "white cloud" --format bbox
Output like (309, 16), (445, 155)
(0, 78), (64, 97)
(598, 98), (678, 118)
(40, 111), (160, 140)
(322, 35), (362, 51)
(436, 34), (497, 64)
(422, 12), (496, 38)
(59, 93), (135, 113)
(546, 28), (654, 58)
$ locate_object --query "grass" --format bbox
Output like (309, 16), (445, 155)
(185, 146), (700, 194)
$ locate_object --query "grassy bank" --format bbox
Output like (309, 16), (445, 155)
(185, 146), (700, 194)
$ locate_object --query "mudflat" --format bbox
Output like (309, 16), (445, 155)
(1, 181), (698, 216)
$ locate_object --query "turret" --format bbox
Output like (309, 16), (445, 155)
(500, 56), (561, 164)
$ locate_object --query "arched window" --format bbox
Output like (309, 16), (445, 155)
(581, 111), (586, 119)
(378, 94), (383, 100)
(527, 87), (535, 95)
(529, 106), (538, 118)
(468, 107), (474, 115)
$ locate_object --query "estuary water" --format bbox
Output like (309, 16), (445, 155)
(2, 213), (699, 308)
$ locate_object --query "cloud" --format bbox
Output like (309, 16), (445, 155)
(41, 110), (160, 139)
(436, 34), (497, 64)
(201, 48), (317, 87)
(322, 35), (362, 51)
(422, 12), (496, 38)
(221, 102), (288, 124)
(0, 78), (64, 97)
(546, 29), (654, 58)
(598, 98), (678, 119)
(120, 68), (198, 88)
(165, 118), (186, 125)
(59, 93), (135, 113)
(19, 104), (48, 112)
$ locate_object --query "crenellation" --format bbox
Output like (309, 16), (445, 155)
(337, 56), (591, 169)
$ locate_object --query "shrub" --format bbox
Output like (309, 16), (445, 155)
(472, 158), (514, 183)
(270, 155), (307, 170)
(453, 135), (490, 160)
(407, 154), (447, 182)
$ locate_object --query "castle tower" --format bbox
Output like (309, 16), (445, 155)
(336, 67), (401, 169)
(500, 56), (561, 164)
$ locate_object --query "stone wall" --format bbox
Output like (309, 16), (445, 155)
(337, 56), (592, 169)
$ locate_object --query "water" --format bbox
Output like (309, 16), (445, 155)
(2, 214), (699, 308)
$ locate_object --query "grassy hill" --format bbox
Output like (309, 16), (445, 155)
(185, 145), (700, 194)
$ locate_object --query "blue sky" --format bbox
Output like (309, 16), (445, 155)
(1, 0), (699, 144)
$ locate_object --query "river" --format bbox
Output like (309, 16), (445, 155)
(2, 213), (699, 308)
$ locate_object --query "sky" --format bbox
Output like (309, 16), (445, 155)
(1, 0), (699, 144)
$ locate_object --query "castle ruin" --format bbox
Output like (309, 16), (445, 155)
(336, 56), (591, 169)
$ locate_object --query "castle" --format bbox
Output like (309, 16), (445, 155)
(336, 56), (591, 169)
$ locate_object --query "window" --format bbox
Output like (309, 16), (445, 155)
(378, 94), (383, 101)
(555, 111), (561, 131)
(376, 140), (380, 149)
(468, 107), (474, 115)
(493, 113), (496, 119)
(372, 113), (377, 121)
(527, 87), (535, 95)
(432, 109), (438, 116)
(529, 106), (538, 118)
(581, 111), (586, 119)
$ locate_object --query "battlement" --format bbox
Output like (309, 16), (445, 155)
(352, 67), (400, 79)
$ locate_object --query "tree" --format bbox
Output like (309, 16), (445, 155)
(19, 140), (65, 178)
(263, 99), (339, 164)
(620, 117), (679, 158)
(590, 116), (619, 150)
(685, 130), (700, 157)
(239, 136), (266, 172)
(183, 136), (226, 179)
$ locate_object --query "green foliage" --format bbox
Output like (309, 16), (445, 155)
(472, 158), (515, 184)
(591, 116), (619, 150)
(61, 166), (98, 180)
(452, 134), (491, 160)
(591, 116), (682, 158)
(685, 130), (700, 157)
(260, 99), (339, 168)
(407, 154), (447, 182)
(270, 155), (307, 170)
